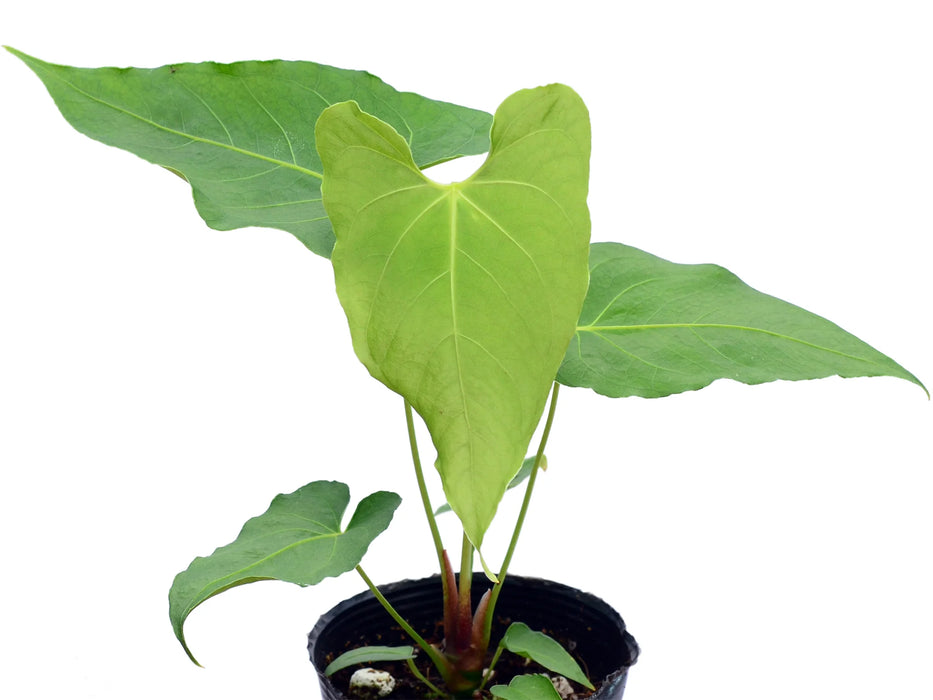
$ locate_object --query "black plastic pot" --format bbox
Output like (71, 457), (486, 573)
(308, 573), (639, 699)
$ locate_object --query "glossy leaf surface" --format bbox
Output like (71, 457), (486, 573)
(7, 47), (492, 257)
(169, 481), (400, 665)
(318, 85), (590, 547)
(500, 622), (593, 689)
(324, 646), (415, 675)
(559, 242), (927, 398)
(490, 674), (563, 700)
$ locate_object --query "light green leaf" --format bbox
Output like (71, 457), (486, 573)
(500, 622), (593, 690)
(324, 645), (415, 675)
(434, 455), (546, 516)
(558, 242), (927, 398)
(169, 481), (400, 665)
(7, 47), (492, 257)
(317, 85), (591, 547)
(490, 674), (563, 700)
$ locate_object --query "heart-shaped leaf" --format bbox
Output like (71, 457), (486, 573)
(169, 481), (400, 665)
(559, 242), (927, 398)
(500, 622), (593, 690)
(7, 47), (492, 257)
(317, 85), (591, 547)
(490, 674), (563, 700)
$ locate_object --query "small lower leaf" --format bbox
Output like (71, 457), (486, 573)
(500, 622), (593, 690)
(324, 646), (415, 676)
(491, 674), (563, 700)
(169, 480), (401, 665)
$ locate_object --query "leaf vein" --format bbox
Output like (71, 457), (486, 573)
(175, 79), (234, 145)
(225, 198), (322, 211)
(585, 278), (661, 326)
(470, 178), (572, 227)
(456, 191), (544, 285)
(365, 193), (449, 354)
(578, 323), (878, 365)
(45, 71), (322, 178)
(242, 79), (298, 165)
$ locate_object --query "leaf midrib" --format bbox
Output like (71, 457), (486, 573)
(576, 322), (874, 364)
(189, 527), (342, 609)
(448, 188), (475, 474)
(41, 65), (324, 180)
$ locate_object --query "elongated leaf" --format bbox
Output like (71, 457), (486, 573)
(500, 622), (593, 690)
(7, 47), (492, 257)
(169, 481), (400, 665)
(491, 674), (563, 700)
(324, 646), (415, 675)
(558, 242), (927, 399)
(317, 85), (591, 548)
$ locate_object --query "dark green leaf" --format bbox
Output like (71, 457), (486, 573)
(324, 646), (415, 675)
(169, 481), (400, 665)
(500, 622), (593, 690)
(559, 242), (927, 398)
(7, 47), (492, 257)
(490, 674), (563, 700)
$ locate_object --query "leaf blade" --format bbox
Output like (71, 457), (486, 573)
(490, 674), (563, 700)
(500, 622), (593, 690)
(324, 646), (416, 676)
(319, 85), (591, 547)
(434, 455), (546, 516)
(168, 481), (401, 665)
(558, 242), (927, 398)
(7, 47), (492, 257)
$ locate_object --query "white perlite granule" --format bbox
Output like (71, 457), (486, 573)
(349, 667), (396, 698)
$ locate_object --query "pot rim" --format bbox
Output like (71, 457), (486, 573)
(307, 572), (639, 699)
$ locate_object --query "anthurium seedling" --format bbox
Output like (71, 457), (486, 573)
(8, 47), (926, 698)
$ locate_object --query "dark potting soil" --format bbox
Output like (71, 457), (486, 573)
(323, 612), (602, 699)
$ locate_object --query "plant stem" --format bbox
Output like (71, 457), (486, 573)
(355, 566), (451, 675)
(476, 643), (506, 694)
(482, 382), (561, 642)
(406, 657), (444, 696)
(405, 399), (446, 569)
(457, 532), (474, 649)
(405, 398), (456, 651)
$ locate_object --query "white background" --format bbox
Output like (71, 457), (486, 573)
(1, 2), (931, 698)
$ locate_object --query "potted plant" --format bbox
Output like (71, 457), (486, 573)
(6, 48), (926, 699)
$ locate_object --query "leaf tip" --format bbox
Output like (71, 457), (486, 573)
(170, 587), (204, 667)
(477, 549), (499, 584)
(176, 629), (204, 668)
(916, 378), (930, 401)
(187, 651), (205, 669)
(4, 45), (28, 62)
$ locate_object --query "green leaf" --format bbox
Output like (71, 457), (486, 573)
(434, 455), (546, 516)
(558, 242), (928, 399)
(500, 622), (593, 690)
(324, 645), (415, 676)
(490, 674), (563, 700)
(317, 85), (591, 548)
(6, 47), (492, 257)
(169, 481), (401, 666)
